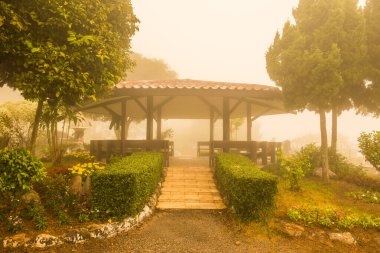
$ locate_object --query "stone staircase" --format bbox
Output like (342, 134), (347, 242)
(157, 166), (226, 210)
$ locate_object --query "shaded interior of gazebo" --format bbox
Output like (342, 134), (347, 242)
(80, 79), (287, 166)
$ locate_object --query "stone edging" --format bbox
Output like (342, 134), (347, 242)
(3, 181), (163, 249)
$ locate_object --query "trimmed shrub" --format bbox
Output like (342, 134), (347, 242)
(0, 148), (46, 195)
(214, 153), (278, 221)
(91, 152), (164, 218)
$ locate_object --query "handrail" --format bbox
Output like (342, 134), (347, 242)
(90, 140), (170, 166)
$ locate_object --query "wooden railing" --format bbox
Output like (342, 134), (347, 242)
(201, 141), (282, 167)
(90, 140), (170, 166)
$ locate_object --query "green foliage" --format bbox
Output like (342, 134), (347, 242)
(35, 174), (79, 225)
(287, 206), (380, 230)
(266, 0), (366, 112)
(0, 0), (139, 152)
(278, 144), (318, 191)
(358, 131), (380, 171)
(279, 153), (305, 192)
(126, 53), (178, 81)
(346, 190), (380, 204)
(91, 153), (164, 218)
(266, 0), (367, 182)
(214, 153), (278, 221)
(0, 148), (45, 194)
(364, 0), (380, 115)
(328, 151), (364, 178)
(342, 173), (380, 192)
(26, 201), (47, 230)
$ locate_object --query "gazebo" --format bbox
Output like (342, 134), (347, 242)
(80, 79), (287, 166)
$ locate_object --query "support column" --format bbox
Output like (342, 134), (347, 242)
(247, 102), (252, 141)
(120, 100), (126, 155)
(157, 107), (162, 140)
(209, 109), (215, 167)
(146, 96), (154, 141)
(210, 109), (214, 142)
(223, 97), (230, 153)
(223, 97), (230, 141)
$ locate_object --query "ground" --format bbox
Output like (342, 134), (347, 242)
(4, 208), (379, 253)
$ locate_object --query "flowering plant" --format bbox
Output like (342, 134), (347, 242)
(7, 215), (23, 233)
(287, 206), (380, 230)
(68, 162), (105, 177)
(346, 190), (380, 204)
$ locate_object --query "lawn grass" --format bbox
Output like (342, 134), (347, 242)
(276, 176), (380, 218)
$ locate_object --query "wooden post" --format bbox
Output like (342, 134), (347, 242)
(251, 141), (258, 164)
(146, 96), (154, 141)
(120, 100), (126, 155)
(210, 109), (214, 142)
(261, 141), (268, 165)
(157, 107), (162, 140)
(209, 109), (215, 167)
(247, 102), (252, 141)
(223, 97), (230, 153)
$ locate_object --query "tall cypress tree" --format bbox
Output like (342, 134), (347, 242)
(266, 0), (366, 181)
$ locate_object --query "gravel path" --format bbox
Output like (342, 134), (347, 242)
(53, 210), (344, 253)
(6, 209), (363, 253)
(59, 210), (260, 253)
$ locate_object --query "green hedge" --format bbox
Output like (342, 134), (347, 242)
(214, 153), (278, 221)
(91, 152), (164, 218)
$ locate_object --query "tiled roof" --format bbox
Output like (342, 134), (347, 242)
(115, 79), (278, 91)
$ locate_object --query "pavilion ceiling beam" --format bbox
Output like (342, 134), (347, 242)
(104, 105), (121, 130)
(153, 96), (175, 112)
(133, 98), (147, 114)
(198, 96), (222, 116)
(251, 108), (272, 122)
(229, 98), (245, 114)
(78, 96), (133, 112)
(244, 98), (282, 111)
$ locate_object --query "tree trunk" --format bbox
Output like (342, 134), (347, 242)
(331, 106), (338, 153)
(29, 100), (43, 155)
(319, 108), (329, 182)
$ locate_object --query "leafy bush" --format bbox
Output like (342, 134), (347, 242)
(342, 173), (380, 192)
(214, 153), (278, 221)
(287, 207), (380, 230)
(358, 131), (380, 171)
(0, 148), (46, 195)
(91, 152), (164, 218)
(35, 174), (79, 225)
(277, 144), (319, 191)
(328, 151), (364, 179)
(26, 201), (48, 230)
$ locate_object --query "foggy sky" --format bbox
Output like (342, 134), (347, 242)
(0, 0), (377, 150)
(130, 0), (378, 146)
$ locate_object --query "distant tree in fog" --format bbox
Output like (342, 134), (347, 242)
(126, 53), (178, 80)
